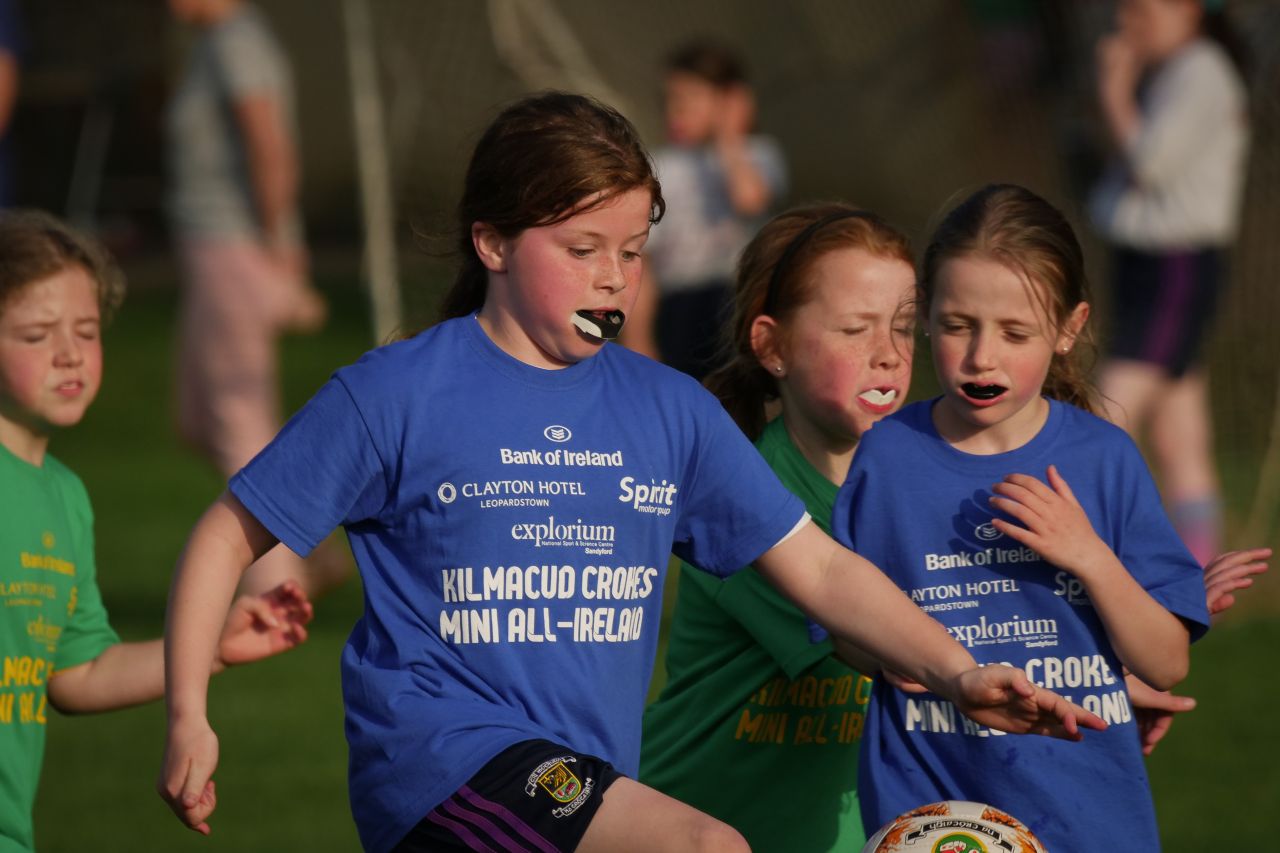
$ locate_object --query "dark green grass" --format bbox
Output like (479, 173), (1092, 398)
(31, 276), (1279, 851)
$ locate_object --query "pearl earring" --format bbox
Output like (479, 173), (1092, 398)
(775, 365), (784, 374)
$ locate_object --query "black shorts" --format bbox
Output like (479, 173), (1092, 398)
(393, 739), (623, 853)
(1107, 245), (1226, 378)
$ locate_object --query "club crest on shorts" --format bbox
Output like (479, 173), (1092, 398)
(525, 756), (595, 817)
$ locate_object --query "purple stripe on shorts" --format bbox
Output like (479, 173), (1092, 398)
(441, 798), (529, 853)
(458, 784), (562, 853)
(1142, 252), (1194, 366)
(425, 809), (499, 853)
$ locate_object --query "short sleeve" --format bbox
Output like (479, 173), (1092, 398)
(211, 13), (284, 97)
(1114, 447), (1212, 642)
(54, 489), (120, 671)
(230, 376), (388, 557)
(669, 394), (806, 577)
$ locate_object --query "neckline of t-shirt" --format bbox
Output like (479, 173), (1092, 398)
(907, 396), (1065, 475)
(763, 416), (839, 508)
(462, 314), (601, 390)
(0, 440), (52, 477)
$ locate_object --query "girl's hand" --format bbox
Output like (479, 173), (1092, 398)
(157, 715), (221, 834)
(1203, 547), (1271, 616)
(951, 665), (1107, 739)
(215, 580), (313, 669)
(989, 465), (1110, 581)
(1125, 673), (1195, 756)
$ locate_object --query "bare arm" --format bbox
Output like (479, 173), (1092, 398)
(47, 639), (166, 714)
(0, 52), (18, 137)
(991, 466), (1190, 690)
(1096, 34), (1143, 151)
(234, 93), (300, 267)
(756, 522), (1104, 737)
(159, 491), (280, 835)
(714, 85), (772, 217)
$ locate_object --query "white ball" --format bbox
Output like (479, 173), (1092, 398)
(861, 800), (1048, 853)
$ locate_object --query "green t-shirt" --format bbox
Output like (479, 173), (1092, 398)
(641, 417), (872, 852)
(0, 446), (119, 852)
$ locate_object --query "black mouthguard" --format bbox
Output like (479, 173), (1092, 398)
(962, 383), (1006, 400)
(572, 309), (626, 341)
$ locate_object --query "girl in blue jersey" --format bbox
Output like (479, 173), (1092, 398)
(836, 183), (1211, 851)
(157, 96), (1102, 853)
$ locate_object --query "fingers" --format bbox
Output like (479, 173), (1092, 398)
(1045, 465), (1078, 504)
(236, 595), (281, 630)
(1140, 712), (1175, 756)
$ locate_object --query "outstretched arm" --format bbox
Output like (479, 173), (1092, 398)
(47, 581), (311, 715)
(756, 522), (1104, 739)
(158, 491), (282, 835)
(991, 465), (1190, 690)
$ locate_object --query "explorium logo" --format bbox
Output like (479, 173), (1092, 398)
(544, 425), (572, 443)
(511, 516), (615, 554)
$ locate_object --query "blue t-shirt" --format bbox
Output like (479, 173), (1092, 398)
(230, 316), (805, 853)
(833, 399), (1209, 852)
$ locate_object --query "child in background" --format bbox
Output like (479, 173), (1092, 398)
(837, 184), (1209, 851)
(166, 0), (337, 596)
(1089, 0), (1250, 565)
(0, 209), (312, 853)
(641, 204), (917, 852)
(626, 38), (787, 379)
(159, 94), (1100, 853)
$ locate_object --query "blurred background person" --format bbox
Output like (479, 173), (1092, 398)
(166, 0), (337, 595)
(1089, 0), (1250, 566)
(625, 37), (787, 379)
(0, 0), (20, 208)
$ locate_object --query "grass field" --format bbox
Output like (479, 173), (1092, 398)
(31, 270), (1280, 851)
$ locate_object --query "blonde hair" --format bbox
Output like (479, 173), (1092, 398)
(919, 184), (1098, 414)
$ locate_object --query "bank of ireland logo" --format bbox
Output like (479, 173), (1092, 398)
(544, 424), (572, 443)
(437, 482), (457, 504)
(974, 522), (1003, 542)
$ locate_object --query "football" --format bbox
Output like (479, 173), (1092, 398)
(861, 800), (1048, 853)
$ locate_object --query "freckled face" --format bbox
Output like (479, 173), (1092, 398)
(776, 248), (916, 444)
(479, 188), (652, 369)
(0, 266), (103, 446)
(928, 255), (1079, 449)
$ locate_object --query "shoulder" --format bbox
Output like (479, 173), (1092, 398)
(1053, 400), (1134, 447)
(41, 453), (94, 519)
(1165, 38), (1245, 99)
